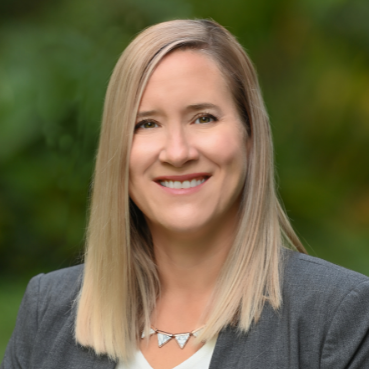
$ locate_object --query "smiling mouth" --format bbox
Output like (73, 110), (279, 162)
(159, 177), (208, 189)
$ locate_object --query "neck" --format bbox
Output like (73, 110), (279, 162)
(146, 207), (240, 332)
(148, 210), (239, 297)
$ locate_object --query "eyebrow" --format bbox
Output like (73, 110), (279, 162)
(185, 103), (220, 113)
(136, 103), (221, 119)
(136, 110), (158, 119)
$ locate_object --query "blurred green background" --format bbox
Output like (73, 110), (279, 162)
(1, 0), (368, 360)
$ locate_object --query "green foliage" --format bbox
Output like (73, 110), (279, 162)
(0, 0), (368, 276)
(0, 279), (28, 361)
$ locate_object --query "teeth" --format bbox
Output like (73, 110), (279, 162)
(160, 178), (206, 189)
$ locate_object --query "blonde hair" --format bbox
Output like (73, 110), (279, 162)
(75, 19), (306, 361)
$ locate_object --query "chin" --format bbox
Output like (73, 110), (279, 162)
(166, 223), (204, 234)
(155, 213), (215, 235)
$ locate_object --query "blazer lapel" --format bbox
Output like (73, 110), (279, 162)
(209, 327), (247, 369)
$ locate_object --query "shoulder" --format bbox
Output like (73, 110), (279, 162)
(25, 264), (84, 319)
(283, 249), (369, 298)
(284, 249), (368, 282)
(281, 250), (369, 367)
(30, 264), (83, 297)
(215, 254), (369, 368)
(281, 250), (369, 346)
(1, 265), (85, 369)
(35, 264), (84, 292)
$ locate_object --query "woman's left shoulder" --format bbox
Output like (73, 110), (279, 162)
(283, 248), (369, 297)
(280, 250), (369, 367)
(280, 249), (369, 324)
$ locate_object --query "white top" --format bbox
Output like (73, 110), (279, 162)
(116, 337), (217, 369)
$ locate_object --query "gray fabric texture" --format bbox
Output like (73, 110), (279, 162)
(2, 250), (369, 368)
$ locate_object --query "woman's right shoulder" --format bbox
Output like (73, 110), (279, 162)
(1, 265), (85, 369)
(26, 264), (84, 316)
(32, 264), (84, 290)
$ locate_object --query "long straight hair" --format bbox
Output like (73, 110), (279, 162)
(75, 19), (306, 361)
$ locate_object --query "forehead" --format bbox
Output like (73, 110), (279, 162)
(139, 49), (234, 110)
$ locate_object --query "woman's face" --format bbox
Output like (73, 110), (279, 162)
(129, 49), (248, 236)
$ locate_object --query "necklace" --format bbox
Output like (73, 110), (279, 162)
(141, 326), (205, 349)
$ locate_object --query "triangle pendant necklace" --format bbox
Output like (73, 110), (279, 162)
(141, 326), (205, 349)
(174, 333), (191, 349)
(157, 332), (173, 347)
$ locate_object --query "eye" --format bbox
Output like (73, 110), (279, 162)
(194, 114), (217, 124)
(135, 120), (159, 130)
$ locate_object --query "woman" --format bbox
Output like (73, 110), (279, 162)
(2, 19), (369, 369)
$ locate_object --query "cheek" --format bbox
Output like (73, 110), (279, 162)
(202, 127), (248, 177)
(129, 141), (142, 179)
(129, 142), (151, 203)
(129, 136), (159, 182)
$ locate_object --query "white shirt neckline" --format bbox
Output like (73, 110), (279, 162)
(117, 337), (217, 369)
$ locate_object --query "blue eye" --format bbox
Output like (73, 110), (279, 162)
(194, 114), (217, 124)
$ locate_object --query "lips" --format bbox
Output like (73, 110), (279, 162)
(153, 173), (210, 190)
(160, 178), (206, 189)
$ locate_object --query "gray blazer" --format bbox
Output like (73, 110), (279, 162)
(2, 250), (369, 369)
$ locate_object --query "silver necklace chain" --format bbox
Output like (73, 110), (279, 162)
(141, 326), (205, 349)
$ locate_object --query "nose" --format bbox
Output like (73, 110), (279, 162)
(159, 126), (199, 167)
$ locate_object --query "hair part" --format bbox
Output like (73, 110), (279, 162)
(75, 19), (306, 361)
